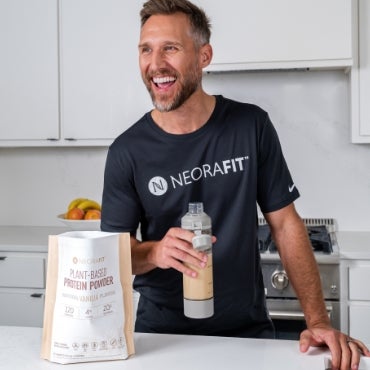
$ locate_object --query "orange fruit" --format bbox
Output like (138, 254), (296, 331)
(84, 209), (101, 220)
(66, 208), (85, 220)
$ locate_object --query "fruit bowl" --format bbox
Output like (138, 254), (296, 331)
(57, 214), (101, 231)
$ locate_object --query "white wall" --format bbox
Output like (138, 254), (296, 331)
(0, 147), (107, 226)
(0, 70), (369, 230)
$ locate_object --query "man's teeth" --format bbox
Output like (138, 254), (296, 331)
(153, 76), (176, 84)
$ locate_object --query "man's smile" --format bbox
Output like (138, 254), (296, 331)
(152, 75), (177, 89)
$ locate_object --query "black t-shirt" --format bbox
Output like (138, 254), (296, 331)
(101, 95), (299, 337)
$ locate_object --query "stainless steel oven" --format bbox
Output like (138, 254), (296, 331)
(258, 218), (340, 340)
(266, 299), (340, 340)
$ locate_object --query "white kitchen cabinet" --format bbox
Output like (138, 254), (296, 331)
(0, 252), (47, 327)
(0, 0), (59, 141)
(349, 265), (370, 300)
(349, 304), (370, 342)
(351, 0), (370, 143)
(0, 0), (356, 146)
(341, 260), (370, 344)
(0, 0), (151, 147)
(59, 0), (151, 144)
(195, 0), (353, 71)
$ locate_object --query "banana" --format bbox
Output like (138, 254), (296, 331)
(67, 197), (88, 211)
(77, 199), (101, 212)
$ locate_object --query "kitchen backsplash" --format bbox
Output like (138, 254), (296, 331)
(0, 70), (369, 230)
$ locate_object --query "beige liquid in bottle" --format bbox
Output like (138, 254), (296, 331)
(183, 252), (213, 300)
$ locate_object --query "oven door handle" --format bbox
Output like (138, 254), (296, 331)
(269, 305), (333, 321)
(269, 310), (305, 321)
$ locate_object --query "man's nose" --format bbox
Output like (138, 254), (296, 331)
(150, 49), (166, 70)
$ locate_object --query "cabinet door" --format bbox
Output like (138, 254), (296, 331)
(349, 304), (370, 344)
(0, 0), (59, 141)
(0, 255), (45, 288)
(347, 263), (370, 344)
(352, 0), (370, 142)
(194, 0), (352, 71)
(60, 0), (152, 142)
(348, 265), (370, 300)
(0, 290), (44, 327)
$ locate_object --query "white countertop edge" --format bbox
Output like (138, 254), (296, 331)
(0, 326), (331, 370)
(1, 326), (370, 369)
(0, 226), (68, 252)
(337, 231), (370, 260)
(1, 227), (370, 259)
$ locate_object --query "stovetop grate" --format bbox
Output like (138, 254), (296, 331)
(258, 217), (337, 233)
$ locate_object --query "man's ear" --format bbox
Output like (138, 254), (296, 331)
(199, 43), (213, 68)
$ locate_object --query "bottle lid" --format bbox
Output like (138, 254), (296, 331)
(192, 234), (212, 251)
(188, 202), (203, 214)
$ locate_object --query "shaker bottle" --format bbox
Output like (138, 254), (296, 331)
(181, 202), (214, 319)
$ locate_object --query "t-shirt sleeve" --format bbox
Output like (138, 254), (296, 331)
(100, 144), (141, 234)
(256, 113), (300, 213)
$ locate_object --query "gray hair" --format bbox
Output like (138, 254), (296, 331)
(140, 0), (211, 48)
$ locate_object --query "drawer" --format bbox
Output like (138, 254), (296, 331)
(0, 255), (45, 288)
(349, 304), (370, 345)
(349, 265), (370, 300)
(0, 289), (44, 327)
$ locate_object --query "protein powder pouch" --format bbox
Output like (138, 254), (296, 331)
(41, 231), (135, 364)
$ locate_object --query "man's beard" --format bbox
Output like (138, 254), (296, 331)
(143, 65), (201, 112)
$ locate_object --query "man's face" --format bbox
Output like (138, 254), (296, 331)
(138, 12), (203, 112)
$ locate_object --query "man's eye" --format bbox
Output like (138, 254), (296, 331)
(140, 47), (151, 54)
(164, 45), (177, 52)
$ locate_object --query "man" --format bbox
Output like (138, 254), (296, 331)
(101, 1), (370, 369)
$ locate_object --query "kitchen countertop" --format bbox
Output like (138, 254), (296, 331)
(337, 231), (370, 260)
(0, 326), (349, 370)
(1, 226), (369, 258)
(0, 226), (68, 252)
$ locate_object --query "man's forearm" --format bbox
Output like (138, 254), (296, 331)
(265, 205), (331, 329)
(274, 220), (331, 328)
(130, 236), (157, 275)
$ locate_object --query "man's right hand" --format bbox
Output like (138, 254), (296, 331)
(130, 228), (216, 276)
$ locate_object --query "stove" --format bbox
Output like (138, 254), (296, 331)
(258, 218), (340, 339)
(258, 218), (340, 264)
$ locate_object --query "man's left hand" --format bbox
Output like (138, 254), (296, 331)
(299, 326), (370, 370)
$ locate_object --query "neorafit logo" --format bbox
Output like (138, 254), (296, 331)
(148, 176), (168, 196)
(148, 156), (249, 196)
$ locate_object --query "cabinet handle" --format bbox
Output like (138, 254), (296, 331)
(0, 256), (7, 261)
(46, 138), (59, 141)
(30, 293), (43, 298)
(64, 138), (77, 141)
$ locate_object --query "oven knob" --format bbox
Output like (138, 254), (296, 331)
(271, 270), (289, 290)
